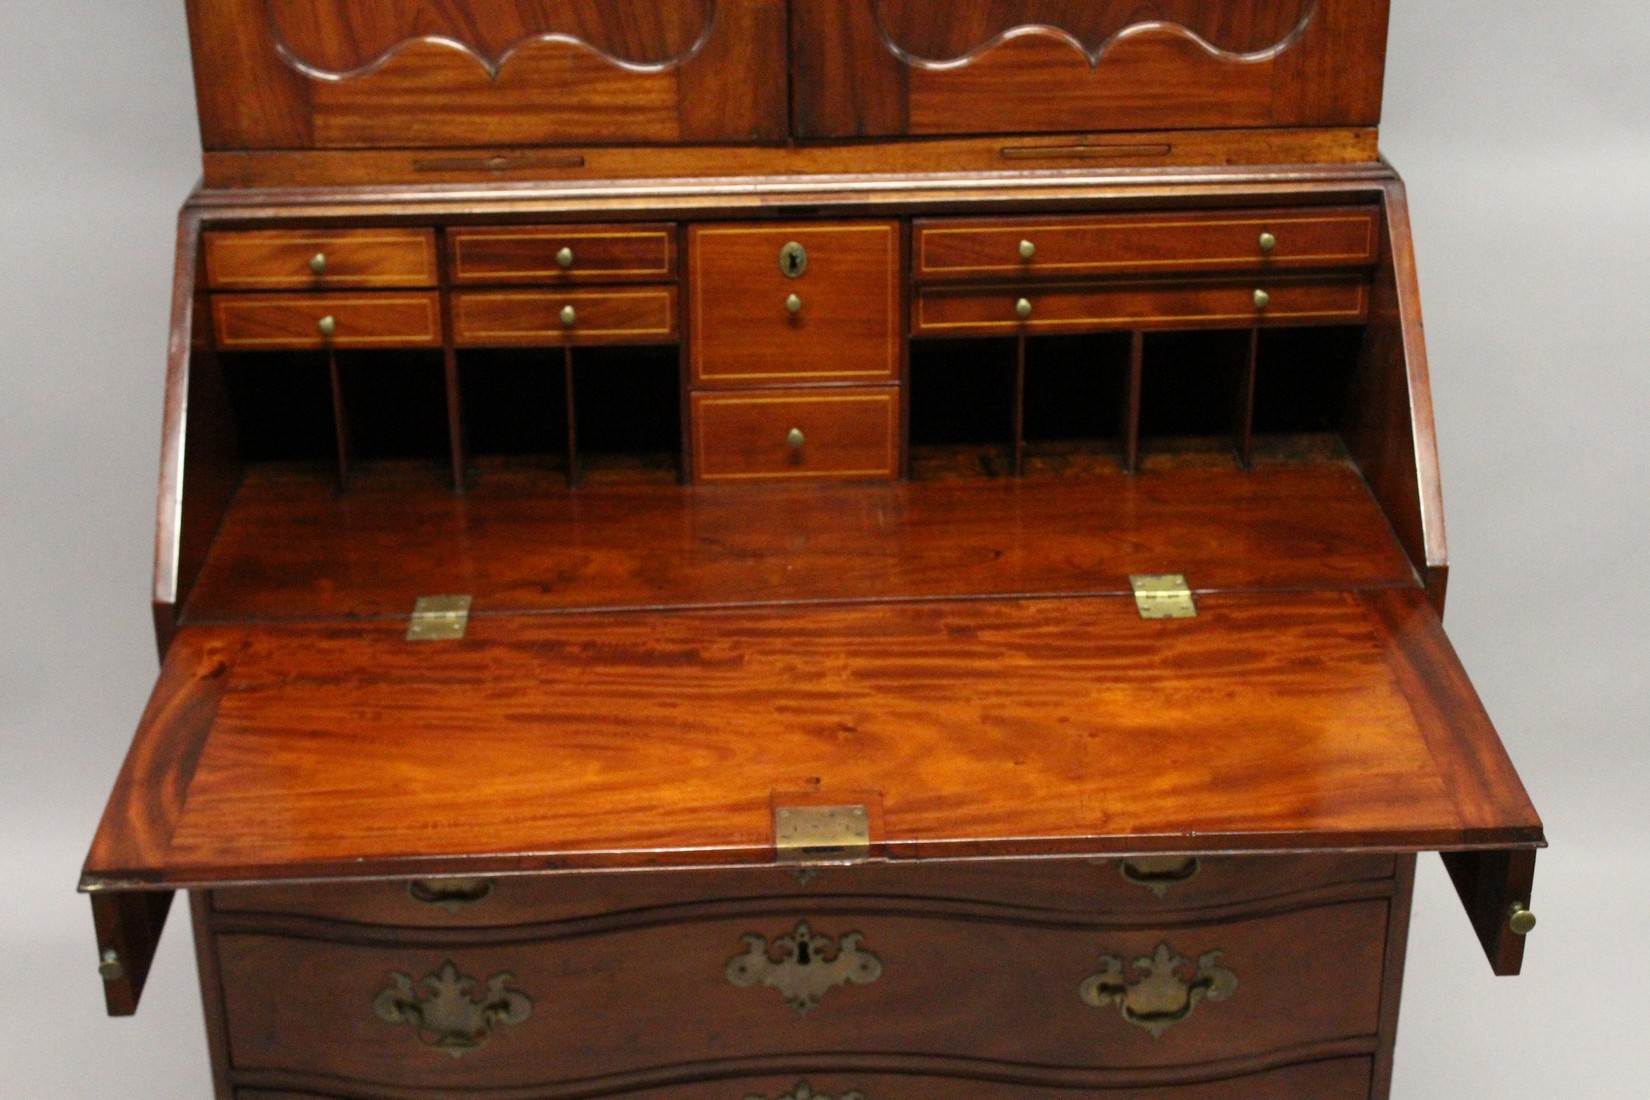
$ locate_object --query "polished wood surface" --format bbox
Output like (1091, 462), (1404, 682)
(690, 222), (902, 387)
(212, 292), (443, 350)
(204, 229), (438, 290)
(83, 587), (1540, 889)
(448, 223), (677, 285)
(453, 288), (678, 346)
(692, 387), (900, 482)
(180, 459), (1416, 622)
(914, 277), (1369, 336)
(915, 208), (1380, 282)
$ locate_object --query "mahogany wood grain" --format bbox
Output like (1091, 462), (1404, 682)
(91, 891), (175, 1017)
(204, 229), (438, 290)
(189, 892), (235, 1100)
(212, 293), (442, 350)
(1443, 847), (1537, 978)
(180, 461), (1416, 622)
(211, 853), (1398, 929)
(691, 387), (900, 482)
(915, 208), (1380, 283)
(84, 588), (1541, 890)
(1370, 854), (1416, 1099)
(234, 1059), (1376, 1100)
(914, 277), (1369, 337)
(448, 224), (677, 285)
(791, 0), (1390, 138)
(202, 129), (1383, 190)
(212, 900), (1388, 1085)
(453, 288), (679, 346)
(690, 222), (902, 387)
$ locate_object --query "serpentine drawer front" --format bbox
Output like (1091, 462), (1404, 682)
(203, 229), (439, 291)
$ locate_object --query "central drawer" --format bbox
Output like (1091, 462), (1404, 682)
(691, 387), (900, 482)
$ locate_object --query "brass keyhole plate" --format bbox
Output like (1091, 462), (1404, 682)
(780, 241), (809, 279)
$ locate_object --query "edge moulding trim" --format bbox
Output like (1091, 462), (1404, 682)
(871, 0), (1318, 70)
(265, 0), (720, 82)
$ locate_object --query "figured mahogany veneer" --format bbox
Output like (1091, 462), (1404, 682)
(453, 288), (678, 346)
(211, 293), (443, 350)
(692, 388), (901, 482)
(448, 224), (677, 285)
(203, 229), (438, 290)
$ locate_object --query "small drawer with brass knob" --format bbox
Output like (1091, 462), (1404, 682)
(452, 289), (678, 347)
(211, 293), (443, 350)
(204, 229), (438, 290)
(692, 388), (899, 483)
(447, 224), (677, 285)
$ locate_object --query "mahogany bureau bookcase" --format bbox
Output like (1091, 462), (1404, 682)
(84, 4), (1544, 1100)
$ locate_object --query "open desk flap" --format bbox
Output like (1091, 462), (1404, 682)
(83, 585), (1543, 1001)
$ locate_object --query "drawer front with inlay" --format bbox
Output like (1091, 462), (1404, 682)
(204, 229), (438, 291)
(692, 388), (899, 482)
(211, 895), (1389, 1089)
(448, 224), (678, 285)
(453, 289), (679, 346)
(914, 278), (1370, 336)
(690, 222), (902, 386)
(915, 208), (1381, 282)
(212, 293), (443, 350)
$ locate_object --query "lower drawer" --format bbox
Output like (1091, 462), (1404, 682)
(212, 293), (443, 350)
(213, 898), (1389, 1089)
(692, 387), (899, 483)
(913, 278), (1369, 336)
(453, 288), (679, 346)
(237, 1056), (1373, 1099)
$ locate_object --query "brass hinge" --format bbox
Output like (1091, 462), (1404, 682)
(407, 595), (473, 641)
(774, 805), (871, 864)
(1130, 574), (1197, 619)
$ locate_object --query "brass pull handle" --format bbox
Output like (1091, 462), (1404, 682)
(1252, 289), (1271, 310)
(1080, 942), (1238, 1038)
(407, 878), (495, 913)
(1508, 903), (1537, 936)
(556, 246), (575, 269)
(786, 294), (803, 315)
(1015, 298), (1033, 320)
(309, 252), (328, 275)
(375, 962), (533, 1054)
(1258, 231), (1277, 253)
(317, 315), (337, 337)
(1019, 239), (1037, 260)
(1119, 856), (1201, 897)
(561, 305), (577, 328)
(787, 428), (805, 452)
(98, 949), (125, 982)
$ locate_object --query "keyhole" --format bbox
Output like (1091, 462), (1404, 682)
(780, 242), (808, 279)
(796, 940), (812, 965)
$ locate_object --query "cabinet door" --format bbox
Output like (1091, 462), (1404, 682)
(792, 0), (1390, 139)
(188, 0), (788, 150)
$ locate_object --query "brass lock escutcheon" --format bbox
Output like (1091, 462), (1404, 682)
(1079, 942), (1238, 1038)
(726, 921), (883, 1015)
(748, 1084), (865, 1100)
(780, 241), (809, 279)
(373, 961), (533, 1057)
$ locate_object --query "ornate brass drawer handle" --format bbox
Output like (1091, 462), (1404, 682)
(726, 921), (883, 1015)
(1119, 856), (1201, 897)
(748, 1083), (864, 1100)
(1079, 942), (1237, 1038)
(373, 961), (533, 1057)
(407, 877), (494, 913)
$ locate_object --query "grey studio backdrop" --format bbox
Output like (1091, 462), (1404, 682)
(2, 4), (1646, 1097)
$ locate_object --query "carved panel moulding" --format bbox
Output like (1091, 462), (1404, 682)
(871, 0), (1317, 68)
(266, 0), (719, 80)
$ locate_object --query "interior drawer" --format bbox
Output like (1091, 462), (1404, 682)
(204, 229), (438, 291)
(690, 222), (901, 386)
(212, 293), (443, 350)
(212, 897), (1390, 1087)
(211, 854), (1397, 930)
(691, 387), (899, 482)
(453, 288), (678, 346)
(914, 277), (1370, 336)
(448, 224), (677, 285)
(237, 1057), (1374, 1100)
(915, 208), (1381, 282)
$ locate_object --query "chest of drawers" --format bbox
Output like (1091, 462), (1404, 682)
(84, 4), (1542, 1099)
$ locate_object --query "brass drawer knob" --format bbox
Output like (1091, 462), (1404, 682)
(1019, 239), (1037, 260)
(1508, 903), (1537, 936)
(309, 252), (328, 275)
(556, 246), (575, 269)
(787, 293), (804, 315)
(1015, 297), (1033, 320)
(317, 315), (337, 337)
(1258, 232), (1278, 253)
(1253, 289), (1271, 310)
(561, 305), (578, 328)
(98, 949), (124, 982)
(787, 428), (805, 452)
